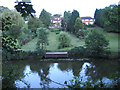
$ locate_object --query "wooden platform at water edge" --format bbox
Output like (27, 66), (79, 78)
(45, 52), (68, 58)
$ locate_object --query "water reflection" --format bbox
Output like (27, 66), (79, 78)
(6, 59), (119, 88)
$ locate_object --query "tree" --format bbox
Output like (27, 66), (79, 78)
(28, 16), (43, 34)
(67, 10), (79, 33)
(85, 30), (110, 58)
(53, 14), (61, 17)
(36, 27), (49, 49)
(2, 9), (24, 29)
(14, 2), (36, 17)
(74, 17), (83, 34)
(39, 9), (51, 28)
(2, 9), (24, 38)
(58, 31), (71, 49)
(94, 5), (119, 33)
(61, 11), (72, 31)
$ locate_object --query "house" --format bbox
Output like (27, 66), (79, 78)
(50, 16), (61, 28)
(81, 17), (95, 25)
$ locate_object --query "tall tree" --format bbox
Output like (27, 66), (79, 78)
(2, 9), (24, 38)
(36, 27), (49, 49)
(39, 9), (51, 28)
(61, 11), (72, 31)
(28, 16), (43, 34)
(67, 10), (79, 33)
(74, 17), (83, 34)
(94, 5), (119, 33)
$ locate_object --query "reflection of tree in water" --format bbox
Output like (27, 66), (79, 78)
(2, 61), (26, 88)
(72, 62), (84, 76)
(57, 61), (84, 76)
(86, 60), (119, 82)
(30, 62), (51, 88)
(57, 62), (72, 71)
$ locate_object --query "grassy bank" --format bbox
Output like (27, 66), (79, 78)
(21, 27), (119, 53)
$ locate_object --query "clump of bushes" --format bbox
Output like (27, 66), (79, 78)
(57, 31), (71, 49)
(85, 30), (110, 58)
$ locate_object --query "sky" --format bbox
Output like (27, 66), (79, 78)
(0, 0), (119, 18)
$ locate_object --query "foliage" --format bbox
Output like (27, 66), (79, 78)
(2, 9), (24, 31)
(65, 75), (120, 88)
(14, 2), (36, 17)
(2, 9), (24, 39)
(32, 49), (45, 59)
(68, 46), (86, 58)
(74, 17), (83, 34)
(94, 5), (119, 33)
(2, 63), (30, 88)
(76, 29), (89, 39)
(8, 24), (21, 38)
(39, 9), (51, 28)
(57, 31), (71, 49)
(61, 11), (72, 31)
(85, 30), (110, 58)
(50, 28), (62, 34)
(28, 17), (43, 35)
(67, 10), (79, 33)
(53, 14), (61, 17)
(36, 27), (49, 50)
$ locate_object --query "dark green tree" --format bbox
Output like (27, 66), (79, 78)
(15, 2), (36, 17)
(28, 16), (43, 35)
(36, 27), (49, 49)
(61, 11), (72, 31)
(67, 10), (79, 33)
(39, 9), (51, 28)
(85, 30), (110, 58)
(94, 5), (119, 33)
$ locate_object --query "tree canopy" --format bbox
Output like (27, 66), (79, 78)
(74, 17), (83, 34)
(39, 9), (51, 28)
(67, 10), (79, 33)
(94, 5), (119, 33)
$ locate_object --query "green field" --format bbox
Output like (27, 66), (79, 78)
(21, 28), (119, 52)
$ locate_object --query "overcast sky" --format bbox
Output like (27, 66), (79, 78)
(0, 0), (119, 17)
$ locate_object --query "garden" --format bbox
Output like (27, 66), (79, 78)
(1, 2), (120, 89)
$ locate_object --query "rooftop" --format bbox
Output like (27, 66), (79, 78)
(81, 17), (94, 19)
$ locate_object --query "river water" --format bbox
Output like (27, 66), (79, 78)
(4, 59), (120, 88)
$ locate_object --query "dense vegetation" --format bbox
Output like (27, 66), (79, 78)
(94, 5), (120, 33)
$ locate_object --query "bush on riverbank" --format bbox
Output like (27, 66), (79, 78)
(85, 30), (110, 58)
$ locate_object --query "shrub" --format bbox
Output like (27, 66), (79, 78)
(76, 29), (89, 39)
(36, 27), (49, 50)
(85, 30), (110, 58)
(57, 31), (71, 49)
(68, 46), (86, 58)
(32, 49), (45, 59)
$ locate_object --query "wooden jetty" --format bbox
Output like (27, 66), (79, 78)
(45, 52), (68, 58)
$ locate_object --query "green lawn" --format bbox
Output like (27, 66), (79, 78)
(21, 28), (119, 52)
(105, 33), (119, 52)
(21, 31), (85, 51)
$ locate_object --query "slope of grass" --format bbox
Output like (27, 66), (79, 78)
(21, 38), (37, 51)
(21, 31), (84, 51)
(21, 27), (119, 52)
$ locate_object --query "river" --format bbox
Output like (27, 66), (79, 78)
(3, 59), (120, 88)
